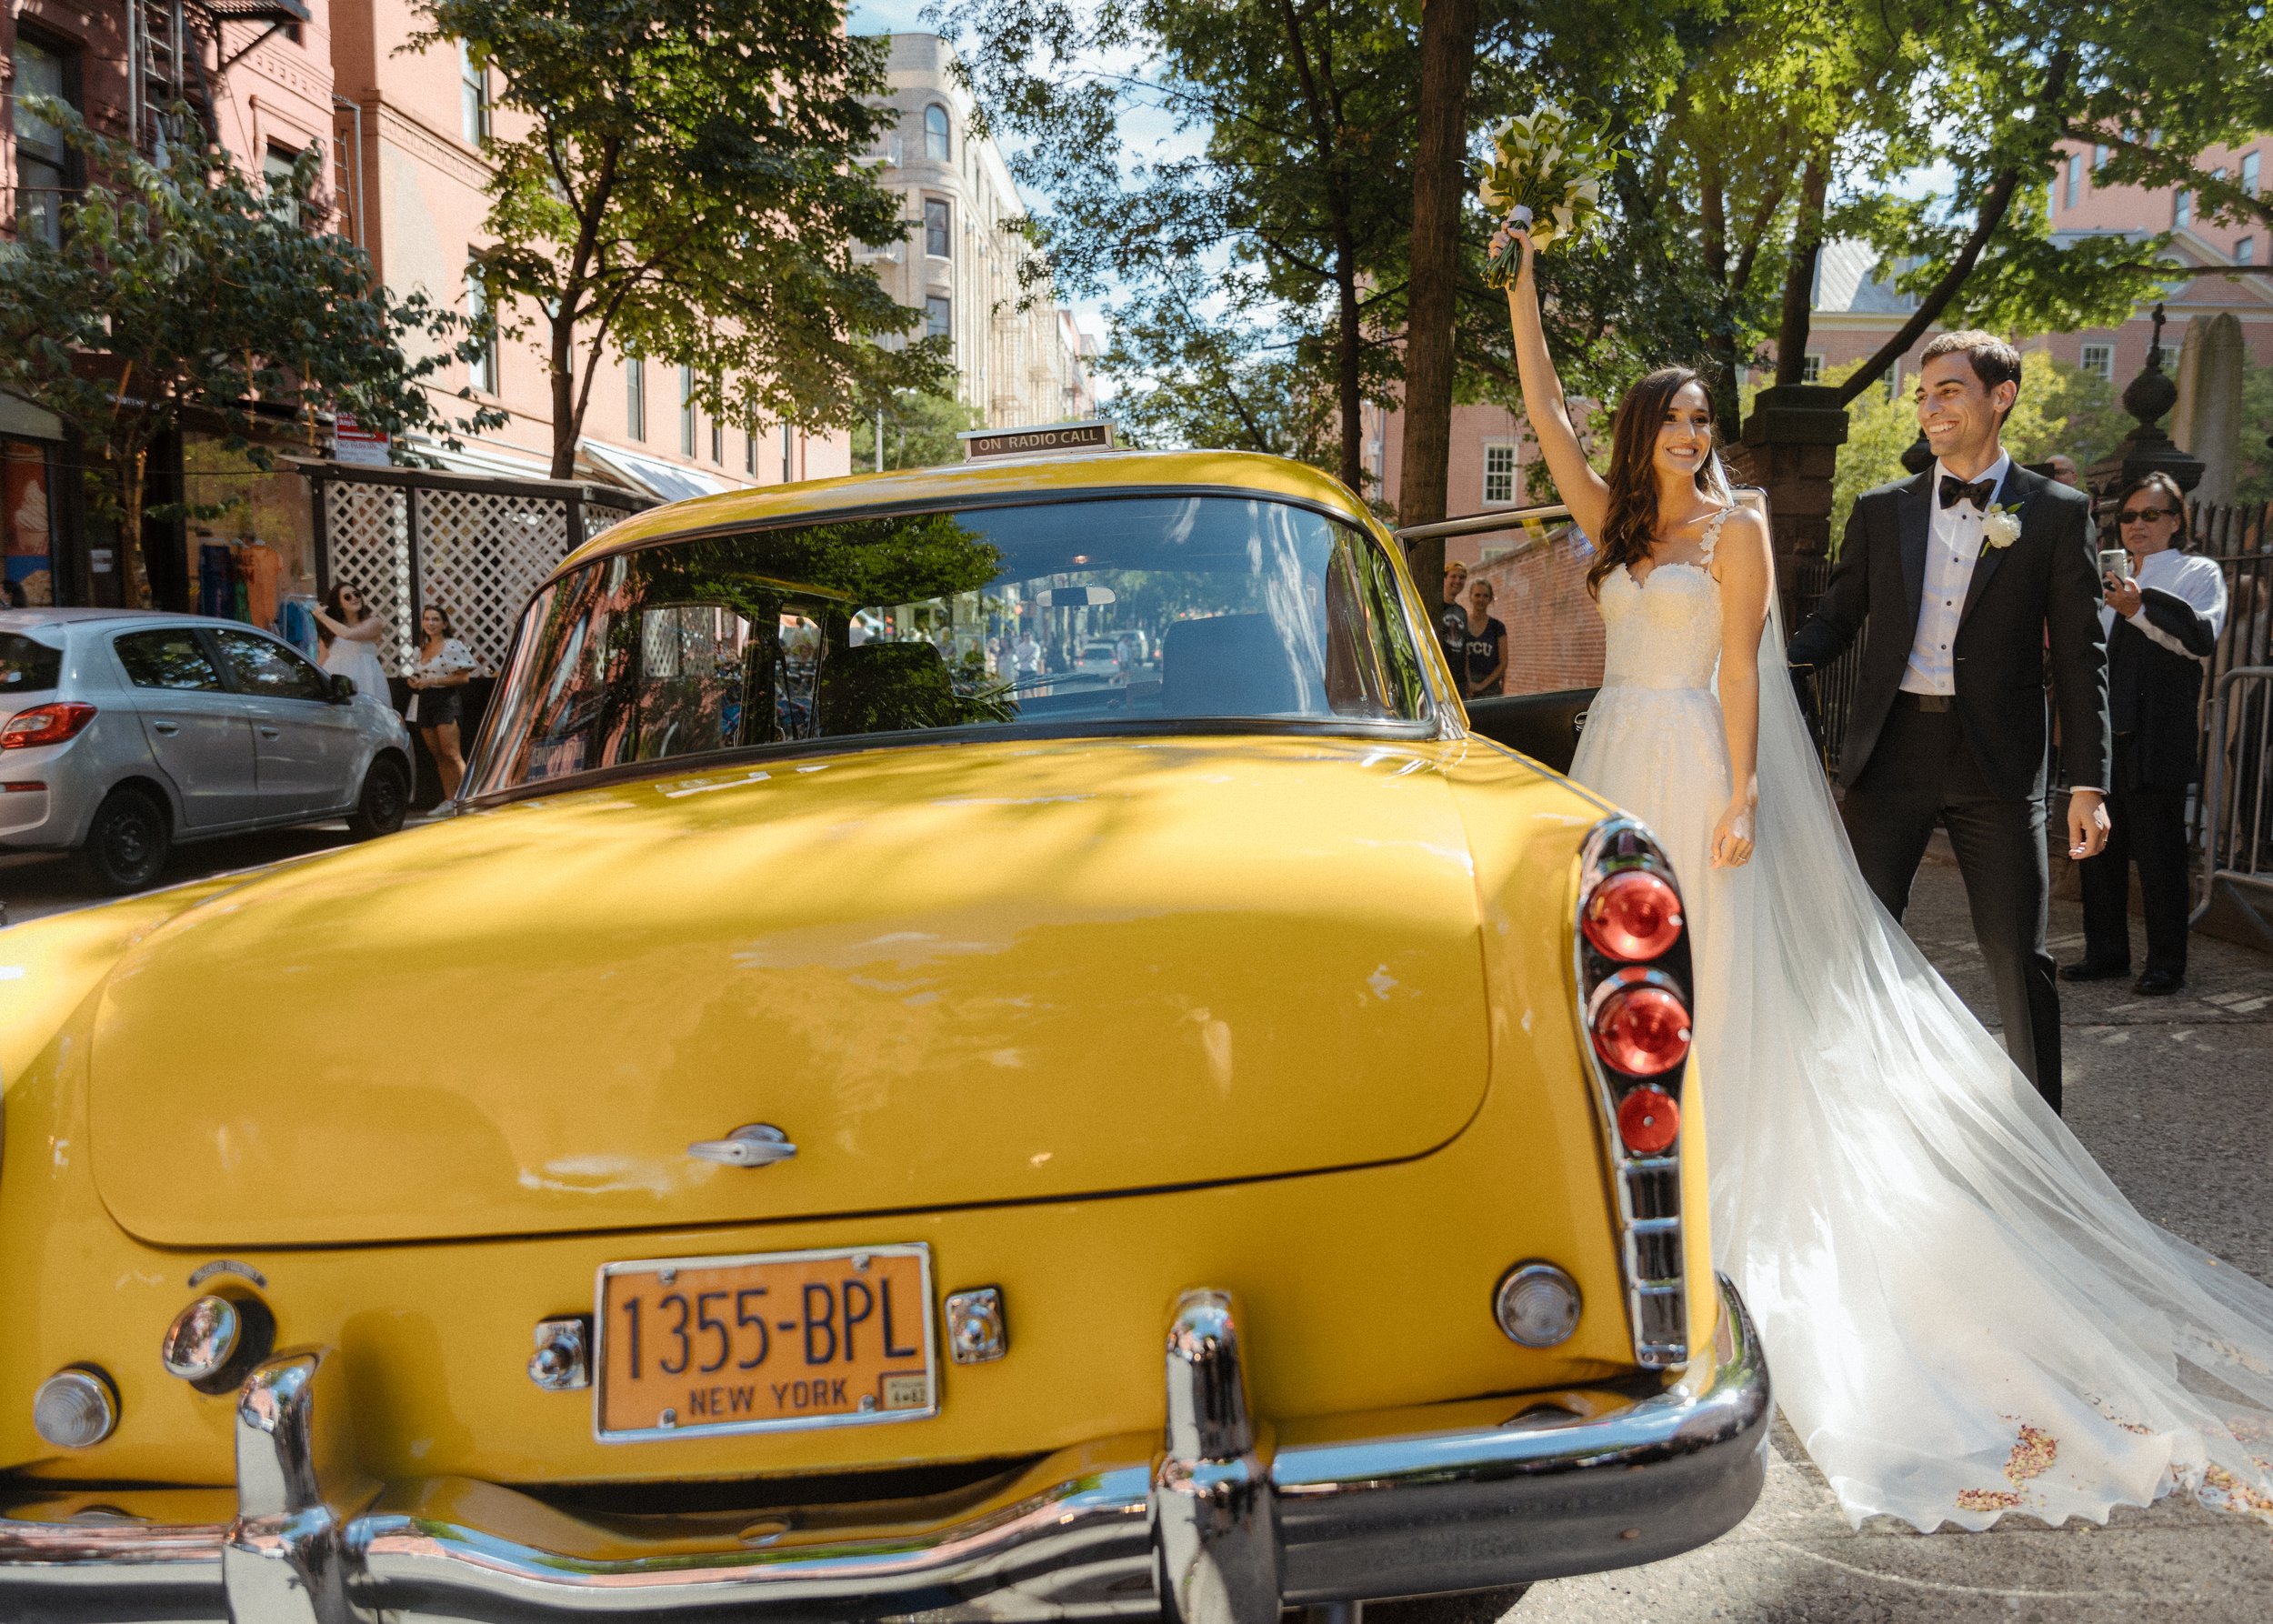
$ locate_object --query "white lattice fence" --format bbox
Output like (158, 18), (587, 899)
(583, 503), (637, 543)
(413, 487), (573, 673)
(322, 483), (413, 677)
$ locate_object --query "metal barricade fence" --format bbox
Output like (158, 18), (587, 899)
(2195, 665), (2273, 947)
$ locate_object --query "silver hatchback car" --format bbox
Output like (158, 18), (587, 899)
(0, 609), (415, 892)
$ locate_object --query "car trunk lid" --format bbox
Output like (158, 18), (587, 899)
(89, 737), (1494, 1247)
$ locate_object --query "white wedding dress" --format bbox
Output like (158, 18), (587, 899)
(1568, 505), (2273, 1531)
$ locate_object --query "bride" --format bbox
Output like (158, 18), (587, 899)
(1501, 226), (2273, 1531)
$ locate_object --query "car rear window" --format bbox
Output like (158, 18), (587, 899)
(466, 494), (1433, 798)
(0, 633), (62, 693)
(115, 628), (225, 690)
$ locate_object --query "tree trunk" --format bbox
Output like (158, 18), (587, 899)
(549, 309), (580, 480)
(1772, 154), (1829, 386)
(1336, 226), (1363, 495)
(117, 445), (153, 610)
(1396, 0), (1479, 550)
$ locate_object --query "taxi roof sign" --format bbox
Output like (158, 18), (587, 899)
(958, 420), (1116, 461)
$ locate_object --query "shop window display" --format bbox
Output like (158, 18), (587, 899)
(4, 442), (57, 606)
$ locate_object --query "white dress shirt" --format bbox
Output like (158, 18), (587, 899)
(2099, 546), (2228, 658)
(1901, 453), (2011, 696)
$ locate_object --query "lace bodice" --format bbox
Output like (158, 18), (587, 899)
(1597, 508), (1731, 691)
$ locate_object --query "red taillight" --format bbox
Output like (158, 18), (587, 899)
(0, 702), (96, 750)
(1590, 976), (1692, 1076)
(1581, 869), (1684, 960)
(1617, 1085), (1679, 1154)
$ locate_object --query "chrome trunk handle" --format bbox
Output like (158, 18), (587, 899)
(686, 1124), (797, 1167)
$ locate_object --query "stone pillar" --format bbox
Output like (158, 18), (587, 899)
(2172, 312), (2245, 505)
(1737, 383), (1850, 601)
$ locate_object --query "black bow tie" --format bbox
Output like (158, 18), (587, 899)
(1939, 474), (1997, 510)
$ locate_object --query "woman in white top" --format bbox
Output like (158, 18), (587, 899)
(405, 604), (476, 798)
(312, 583), (391, 712)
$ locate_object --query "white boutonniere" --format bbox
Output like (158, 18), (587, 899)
(1981, 503), (2023, 549)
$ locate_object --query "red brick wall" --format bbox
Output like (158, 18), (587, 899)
(1471, 524), (1604, 696)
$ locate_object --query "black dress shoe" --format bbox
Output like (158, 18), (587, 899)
(2133, 968), (2184, 996)
(2060, 957), (2130, 982)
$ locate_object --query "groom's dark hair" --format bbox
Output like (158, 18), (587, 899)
(1920, 330), (2023, 421)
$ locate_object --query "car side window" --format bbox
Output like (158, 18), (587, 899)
(212, 630), (335, 701)
(115, 629), (226, 691)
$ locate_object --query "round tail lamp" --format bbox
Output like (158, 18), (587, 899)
(1494, 1263), (1582, 1348)
(1617, 1085), (1680, 1156)
(1589, 974), (1692, 1077)
(1581, 868), (1684, 961)
(33, 1368), (118, 1449)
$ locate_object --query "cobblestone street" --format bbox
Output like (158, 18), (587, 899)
(1516, 850), (2273, 1624)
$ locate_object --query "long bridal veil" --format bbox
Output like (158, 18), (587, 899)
(1699, 490), (2273, 1530)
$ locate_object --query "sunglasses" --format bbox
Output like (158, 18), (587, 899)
(2118, 506), (2176, 524)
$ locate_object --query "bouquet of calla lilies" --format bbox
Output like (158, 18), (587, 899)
(1480, 105), (1615, 284)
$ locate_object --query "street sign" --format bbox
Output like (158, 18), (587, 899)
(958, 420), (1115, 461)
(332, 413), (392, 467)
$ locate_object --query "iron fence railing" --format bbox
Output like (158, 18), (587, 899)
(2195, 665), (2273, 948)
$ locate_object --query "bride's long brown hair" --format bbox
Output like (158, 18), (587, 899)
(1586, 366), (1729, 598)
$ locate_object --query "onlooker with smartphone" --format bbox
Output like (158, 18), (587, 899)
(2065, 473), (2228, 995)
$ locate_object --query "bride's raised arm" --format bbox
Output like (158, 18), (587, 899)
(1502, 228), (1609, 540)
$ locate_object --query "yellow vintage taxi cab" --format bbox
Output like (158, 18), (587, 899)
(0, 447), (1766, 1623)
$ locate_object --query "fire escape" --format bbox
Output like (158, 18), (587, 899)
(123, 0), (314, 157)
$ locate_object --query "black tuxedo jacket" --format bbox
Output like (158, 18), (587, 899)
(2108, 582), (2219, 791)
(1787, 462), (2110, 802)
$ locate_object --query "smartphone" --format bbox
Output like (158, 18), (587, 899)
(2098, 548), (2132, 582)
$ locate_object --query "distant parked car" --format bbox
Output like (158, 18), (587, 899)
(1073, 637), (1124, 679)
(0, 608), (415, 892)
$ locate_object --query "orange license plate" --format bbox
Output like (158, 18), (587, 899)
(596, 1245), (936, 1441)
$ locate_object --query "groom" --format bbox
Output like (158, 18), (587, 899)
(1787, 331), (2111, 1113)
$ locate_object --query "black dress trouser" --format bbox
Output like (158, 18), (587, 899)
(2078, 736), (2193, 977)
(1840, 702), (2063, 1114)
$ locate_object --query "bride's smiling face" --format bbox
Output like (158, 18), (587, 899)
(1654, 383), (1715, 484)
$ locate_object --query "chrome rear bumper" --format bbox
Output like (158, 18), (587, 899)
(0, 1276), (1767, 1624)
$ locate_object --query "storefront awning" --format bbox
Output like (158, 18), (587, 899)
(581, 442), (736, 505)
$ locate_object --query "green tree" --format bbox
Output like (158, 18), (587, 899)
(945, 0), (1422, 492)
(408, 0), (948, 480)
(0, 109), (499, 607)
(851, 389), (986, 471)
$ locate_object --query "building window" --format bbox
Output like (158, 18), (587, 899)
(466, 275), (497, 394)
(1883, 358), (1903, 401)
(2174, 187), (2191, 228)
(710, 410), (723, 465)
(2079, 342), (2115, 381)
(263, 145), (305, 226)
(2093, 142), (2108, 175)
(1482, 443), (1517, 506)
(745, 432), (756, 476)
(925, 197), (951, 259)
(459, 43), (491, 145)
(2238, 236), (2257, 266)
(11, 35), (77, 248)
(679, 366), (697, 456)
(2246, 150), (2262, 197)
(2064, 152), (2080, 209)
(1799, 353), (1824, 383)
(782, 423), (794, 484)
(924, 104), (950, 162)
(626, 354), (646, 441)
(925, 293), (952, 342)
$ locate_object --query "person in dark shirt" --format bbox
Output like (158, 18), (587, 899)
(1435, 560), (1469, 677)
(1459, 577), (1508, 698)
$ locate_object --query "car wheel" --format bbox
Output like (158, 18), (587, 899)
(75, 787), (172, 895)
(346, 757), (409, 838)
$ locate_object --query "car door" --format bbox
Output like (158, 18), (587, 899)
(207, 629), (365, 817)
(109, 627), (262, 830)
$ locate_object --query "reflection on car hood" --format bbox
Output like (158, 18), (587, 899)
(89, 737), (1498, 1247)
